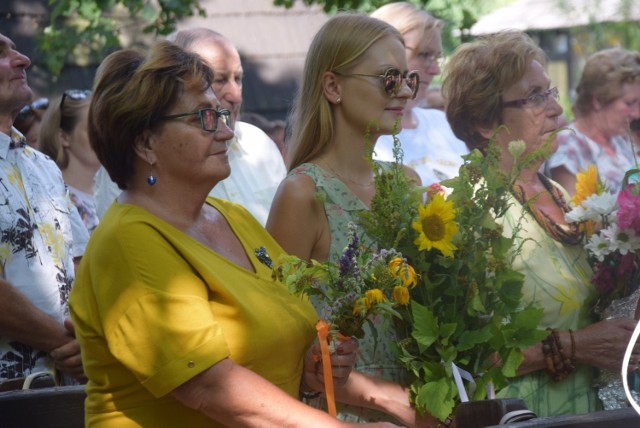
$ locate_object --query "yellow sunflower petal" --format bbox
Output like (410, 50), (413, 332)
(572, 165), (600, 206)
(412, 194), (458, 257)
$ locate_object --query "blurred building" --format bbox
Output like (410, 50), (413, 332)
(470, 0), (640, 111)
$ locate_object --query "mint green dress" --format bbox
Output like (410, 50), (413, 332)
(289, 162), (405, 422)
(495, 187), (600, 417)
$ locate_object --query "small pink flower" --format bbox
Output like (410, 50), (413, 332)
(426, 182), (446, 199)
(617, 184), (640, 234)
(616, 252), (636, 280)
(591, 262), (616, 295)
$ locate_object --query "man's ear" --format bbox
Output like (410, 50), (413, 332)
(321, 71), (342, 105)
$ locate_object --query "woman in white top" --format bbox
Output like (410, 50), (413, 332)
(371, 2), (468, 186)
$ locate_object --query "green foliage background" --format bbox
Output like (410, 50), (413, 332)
(37, 0), (640, 76)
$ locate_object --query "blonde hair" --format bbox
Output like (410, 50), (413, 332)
(371, 2), (443, 41)
(287, 13), (402, 170)
(443, 31), (546, 152)
(38, 93), (91, 169)
(574, 48), (640, 118)
(89, 41), (213, 189)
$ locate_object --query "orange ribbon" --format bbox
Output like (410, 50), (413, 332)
(316, 320), (337, 417)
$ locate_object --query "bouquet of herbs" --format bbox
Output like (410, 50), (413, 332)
(272, 222), (417, 340)
(358, 135), (547, 421)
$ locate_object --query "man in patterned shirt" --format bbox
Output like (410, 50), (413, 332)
(0, 32), (89, 388)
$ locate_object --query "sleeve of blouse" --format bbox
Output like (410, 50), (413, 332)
(99, 220), (231, 398)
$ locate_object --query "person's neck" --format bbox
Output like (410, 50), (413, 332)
(0, 117), (13, 136)
(315, 128), (376, 186)
(62, 159), (100, 195)
(120, 179), (211, 230)
(574, 115), (616, 149)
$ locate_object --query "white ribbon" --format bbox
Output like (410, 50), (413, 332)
(452, 362), (496, 402)
(451, 362), (475, 402)
(622, 320), (640, 415)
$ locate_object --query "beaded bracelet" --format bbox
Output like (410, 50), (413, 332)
(541, 328), (576, 381)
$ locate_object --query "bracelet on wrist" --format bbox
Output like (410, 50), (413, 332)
(541, 328), (576, 382)
(299, 379), (322, 401)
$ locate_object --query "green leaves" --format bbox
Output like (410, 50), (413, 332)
(40, 0), (205, 75)
(415, 377), (457, 421)
(361, 134), (548, 419)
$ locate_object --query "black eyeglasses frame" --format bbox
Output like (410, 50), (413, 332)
(160, 108), (231, 133)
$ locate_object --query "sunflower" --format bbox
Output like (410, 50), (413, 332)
(572, 165), (603, 206)
(412, 193), (458, 257)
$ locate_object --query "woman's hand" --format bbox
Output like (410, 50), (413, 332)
(575, 318), (640, 372)
(302, 337), (359, 392)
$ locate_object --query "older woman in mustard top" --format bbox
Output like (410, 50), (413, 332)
(69, 40), (398, 428)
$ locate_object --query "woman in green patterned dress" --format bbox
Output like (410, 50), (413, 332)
(267, 12), (441, 428)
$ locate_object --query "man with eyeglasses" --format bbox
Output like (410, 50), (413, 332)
(94, 28), (286, 226)
(0, 32), (89, 389)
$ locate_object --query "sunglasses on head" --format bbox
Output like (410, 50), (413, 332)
(334, 68), (420, 100)
(18, 98), (49, 119)
(60, 89), (91, 110)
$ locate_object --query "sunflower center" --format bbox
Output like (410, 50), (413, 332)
(421, 214), (445, 241)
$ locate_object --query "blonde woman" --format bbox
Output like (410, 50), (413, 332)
(268, 13), (441, 427)
(39, 90), (100, 232)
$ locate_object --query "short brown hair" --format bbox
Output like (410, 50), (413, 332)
(89, 41), (213, 189)
(573, 48), (640, 118)
(442, 31), (546, 152)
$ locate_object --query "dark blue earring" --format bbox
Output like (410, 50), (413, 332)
(147, 164), (156, 186)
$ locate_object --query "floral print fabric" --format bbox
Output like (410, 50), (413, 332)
(546, 124), (640, 193)
(0, 129), (88, 380)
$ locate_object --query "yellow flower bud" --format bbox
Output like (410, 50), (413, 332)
(365, 289), (385, 308)
(392, 286), (410, 305)
(388, 257), (418, 288)
(353, 297), (367, 315)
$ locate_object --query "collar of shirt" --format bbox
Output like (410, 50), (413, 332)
(0, 128), (16, 159)
(226, 123), (246, 155)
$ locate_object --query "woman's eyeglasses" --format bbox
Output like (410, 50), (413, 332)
(502, 87), (559, 113)
(335, 68), (420, 100)
(161, 108), (231, 132)
(406, 47), (445, 68)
